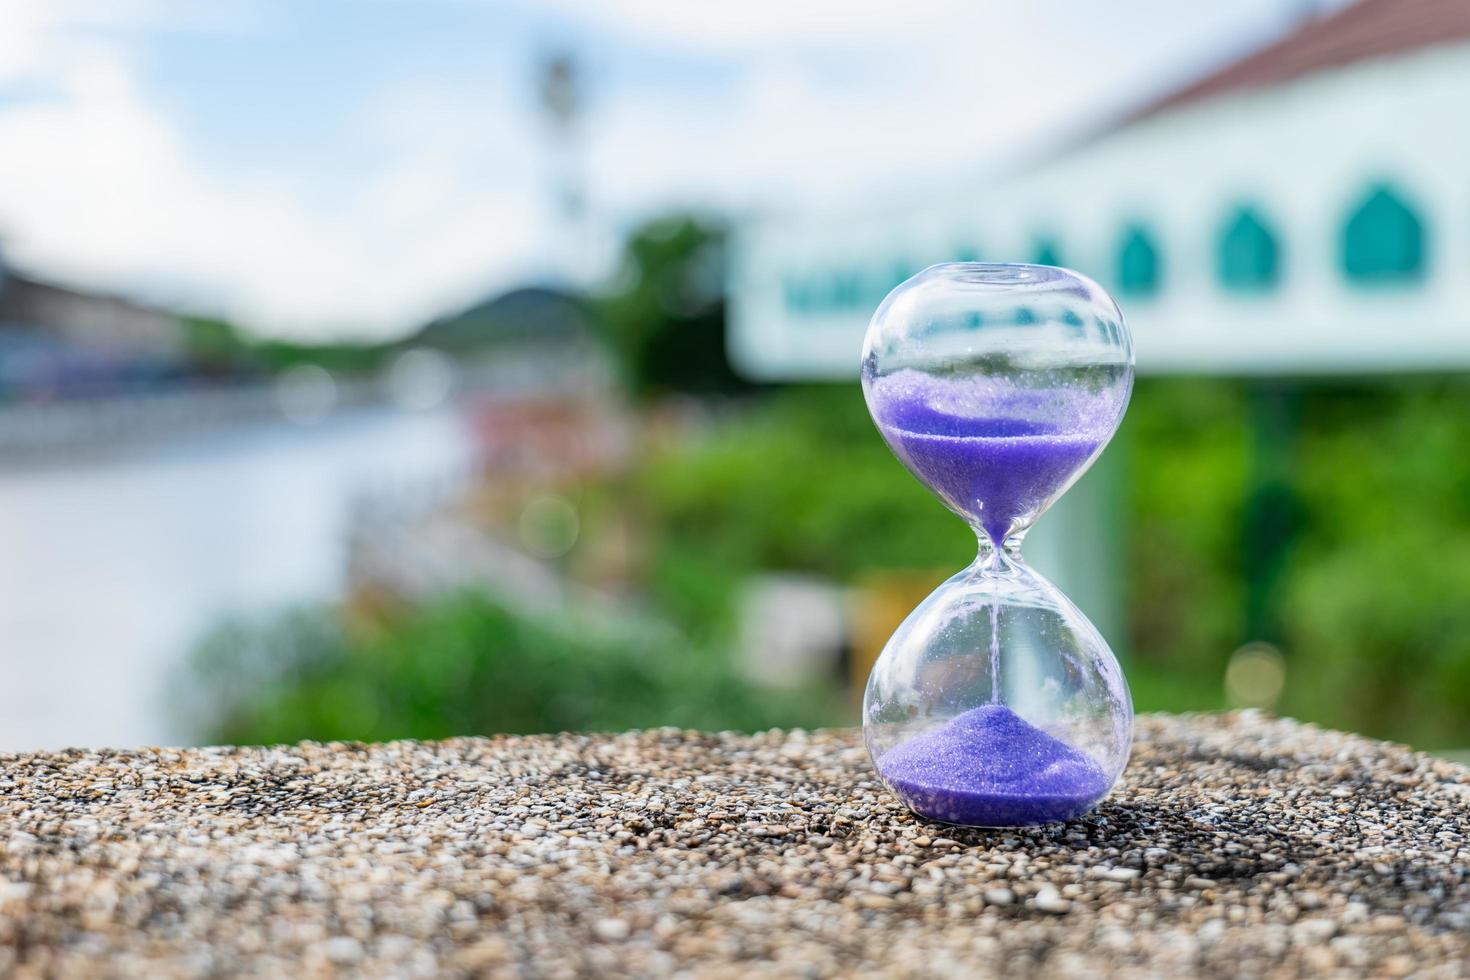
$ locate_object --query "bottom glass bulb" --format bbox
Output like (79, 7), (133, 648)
(863, 554), (1132, 827)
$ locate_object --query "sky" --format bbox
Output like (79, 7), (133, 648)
(0, 0), (1318, 340)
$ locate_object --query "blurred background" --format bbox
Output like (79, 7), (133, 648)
(1, 0), (1467, 755)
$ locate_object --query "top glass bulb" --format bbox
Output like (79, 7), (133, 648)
(861, 263), (1133, 549)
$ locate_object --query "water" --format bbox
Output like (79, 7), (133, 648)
(0, 405), (476, 751)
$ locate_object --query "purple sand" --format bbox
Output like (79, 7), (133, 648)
(866, 372), (1114, 545)
(876, 704), (1110, 826)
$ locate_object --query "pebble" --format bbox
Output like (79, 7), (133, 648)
(313, 937), (364, 964)
(1033, 887), (1071, 914)
(1293, 919), (1338, 945)
(1096, 867), (1142, 882)
(0, 712), (1463, 976)
(984, 887), (1016, 906)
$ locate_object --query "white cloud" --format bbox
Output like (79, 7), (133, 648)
(0, 0), (1306, 336)
(574, 0), (1301, 220)
(0, 2), (551, 338)
(587, 56), (1066, 217)
(539, 0), (1054, 51)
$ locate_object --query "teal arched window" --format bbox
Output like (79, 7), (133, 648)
(783, 278), (812, 313)
(1116, 224), (1161, 297)
(831, 270), (863, 308)
(1340, 184), (1425, 284)
(1032, 238), (1062, 267)
(1217, 205), (1280, 292)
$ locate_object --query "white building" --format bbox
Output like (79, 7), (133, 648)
(730, 0), (1470, 380)
(726, 0), (1470, 644)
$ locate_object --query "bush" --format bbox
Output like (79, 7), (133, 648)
(1124, 376), (1470, 748)
(639, 386), (971, 583)
(1122, 378), (1250, 711)
(596, 216), (750, 397)
(1282, 381), (1470, 747)
(186, 593), (842, 745)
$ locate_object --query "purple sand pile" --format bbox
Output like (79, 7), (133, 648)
(876, 704), (1110, 826)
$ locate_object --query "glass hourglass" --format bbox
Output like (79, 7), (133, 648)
(861, 263), (1134, 827)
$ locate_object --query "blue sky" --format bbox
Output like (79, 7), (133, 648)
(0, 0), (1317, 339)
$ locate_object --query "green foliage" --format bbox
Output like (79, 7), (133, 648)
(639, 386), (971, 583)
(182, 315), (396, 376)
(1124, 376), (1470, 748)
(596, 215), (750, 397)
(188, 593), (841, 746)
(183, 316), (254, 367)
(1123, 377), (1250, 710)
(1281, 381), (1470, 747)
(589, 382), (969, 663)
(248, 338), (394, 375)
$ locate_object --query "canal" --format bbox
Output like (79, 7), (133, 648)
(0, 404), (476, 750)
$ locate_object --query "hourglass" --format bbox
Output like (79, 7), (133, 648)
(861, 263), (1134, 827)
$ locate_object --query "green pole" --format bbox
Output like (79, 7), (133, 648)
(1242, 380), (1302, 646)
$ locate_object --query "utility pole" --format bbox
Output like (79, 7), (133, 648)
(536, 51), (590, 285)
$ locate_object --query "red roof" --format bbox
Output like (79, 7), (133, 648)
(1128, 0), (1470, 123)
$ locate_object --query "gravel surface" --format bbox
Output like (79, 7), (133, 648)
(0, 711), (1467, 978)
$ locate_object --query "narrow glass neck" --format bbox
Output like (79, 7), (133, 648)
(975, 532), (1026, 575)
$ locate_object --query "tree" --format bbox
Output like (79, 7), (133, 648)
(597, 215), (752, 397)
